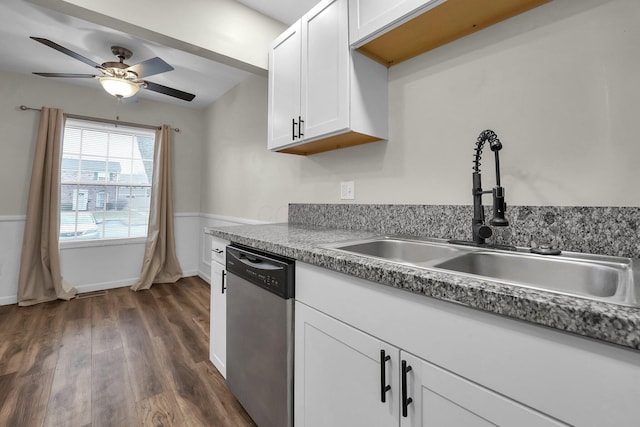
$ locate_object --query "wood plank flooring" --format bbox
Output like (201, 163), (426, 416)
(0, 277), (256, 427)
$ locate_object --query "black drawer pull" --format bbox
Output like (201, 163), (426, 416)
(401, 360), (413, 417)
(380, 349), (391, 402)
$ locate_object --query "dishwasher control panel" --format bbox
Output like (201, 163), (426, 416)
(226, 245), (295, 299)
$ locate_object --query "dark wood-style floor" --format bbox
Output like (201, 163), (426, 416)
(0, 277), (256, 427)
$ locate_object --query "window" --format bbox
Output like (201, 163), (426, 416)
(95, 191), (107, 208)
(60, 119), (155, 241)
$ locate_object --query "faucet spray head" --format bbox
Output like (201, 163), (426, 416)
(490, 186), (509, 227)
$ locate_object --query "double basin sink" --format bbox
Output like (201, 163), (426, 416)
(323, 236), (639, 307)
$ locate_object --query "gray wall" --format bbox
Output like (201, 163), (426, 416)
(201, 0), (640, 223)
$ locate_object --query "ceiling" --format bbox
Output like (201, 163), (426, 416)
(236, 0), (319, 25)
(0, 0), (316, 109)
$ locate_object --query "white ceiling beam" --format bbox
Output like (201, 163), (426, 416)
(26, 0), (287, 75)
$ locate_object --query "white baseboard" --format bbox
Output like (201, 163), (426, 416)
(199, 269), (211, 285)
(0, 213), (241, 305)
(181, 269), (199, 277)
(0, 295), (17, 305)
(0, 270), (210, 304)
(75, 270), (202, 294)
(0, 285), (132, 305)
(75, 278), (137, 293)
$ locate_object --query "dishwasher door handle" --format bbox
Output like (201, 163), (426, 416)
(235, 253), (285, 271)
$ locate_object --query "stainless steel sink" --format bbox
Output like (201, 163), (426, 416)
(434, 251), (625, 299)
(325, 237), (463, 265)
(322, 236), (639, 307)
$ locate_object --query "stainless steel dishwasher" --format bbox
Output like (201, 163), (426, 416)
(225, 244), (295, 427)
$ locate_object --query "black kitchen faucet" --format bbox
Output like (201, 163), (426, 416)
(470, 129), (508, 244)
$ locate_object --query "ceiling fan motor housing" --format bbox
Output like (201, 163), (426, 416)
(111, 46), (132, 61)
(102, 46), (137, 78)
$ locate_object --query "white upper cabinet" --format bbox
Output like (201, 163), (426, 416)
(349, 0), (551, 67)
(302, 0), (350, 142)
(268, 22), (303, 150)
(349, 0), (445, 47)
(268, 0), (388, 155)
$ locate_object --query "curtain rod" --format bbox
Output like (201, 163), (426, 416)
(19, 105), (181, 133)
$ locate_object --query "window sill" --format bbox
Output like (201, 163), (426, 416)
(59, 236), (147, 249)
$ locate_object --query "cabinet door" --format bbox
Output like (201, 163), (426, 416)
(295, 302), (399, 427)
(348, 0), (445, 46)
(301, 0), (350, 141)
(210, 261), (227, 378)
(400, 352), (568, 427)
(268, 21), (302, 150)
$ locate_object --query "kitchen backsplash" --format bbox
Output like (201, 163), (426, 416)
(288, 204), (640, 259)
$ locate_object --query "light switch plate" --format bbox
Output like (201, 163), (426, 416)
(340, 181), (355, 200)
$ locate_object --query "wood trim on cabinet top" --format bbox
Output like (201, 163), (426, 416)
(276, 131), (383, 155)
(356, 0), (552, 67)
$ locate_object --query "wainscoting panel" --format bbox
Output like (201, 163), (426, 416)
(0, 213), (205, 305)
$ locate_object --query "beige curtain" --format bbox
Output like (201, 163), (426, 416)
(17, 107), (77, 306)
(131, 125), (182, 291)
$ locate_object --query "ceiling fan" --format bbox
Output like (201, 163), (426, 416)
(30, 37), (196, 102)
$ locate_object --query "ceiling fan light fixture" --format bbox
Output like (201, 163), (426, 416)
(99, 76), (140, 98)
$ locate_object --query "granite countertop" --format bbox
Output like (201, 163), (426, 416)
(205, 223), (640, 351)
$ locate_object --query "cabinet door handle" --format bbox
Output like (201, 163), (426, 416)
(298, 116), (304, 138)
(212, 248), (223, 254)
(221, 270), (227, 294)
(292, 118), (298, 140)
(380, 349), (391, 403)
(401, 360), (413, 417)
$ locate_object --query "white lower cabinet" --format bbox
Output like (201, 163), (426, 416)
(295, 301), (564, 427)
(209, 237), (228, 378)
(401, 353), (565, 427)
(294, 262), (640, 427)
(295, 302), (398, 427)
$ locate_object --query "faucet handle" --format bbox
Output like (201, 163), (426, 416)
(476, 224), (492, 239)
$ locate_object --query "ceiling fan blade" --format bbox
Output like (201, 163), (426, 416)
(33, 72), (97, 78)
(126, 57), (174, 78)
(30, 37), (105, 70)
(143, 81), (195, 102)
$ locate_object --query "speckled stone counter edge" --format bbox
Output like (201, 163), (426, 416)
(289, 204), (640, 259)
(206, 223), (640, 351)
